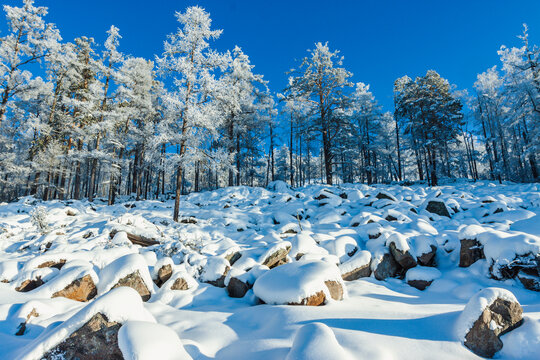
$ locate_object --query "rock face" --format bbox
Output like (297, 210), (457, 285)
(389, 243), (417, 270)
(261, 246), (291, 269)
(52, 274), (97, 302)
(464, 298), (523, 358)
(288, 281), (343, 306)
(112, 271), (151, 301)
(42, 312), (123, 360)
(407, 279), (432, 291)
(459, 239), (485, 267)
(341, 262), (371, 281)
(227, 277), (250, 298)
(426, 200), (451, 218)
(154, 264), (172, 288)
(374, 253), (401, 280)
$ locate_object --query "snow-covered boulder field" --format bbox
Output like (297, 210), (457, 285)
(0, 180), (539, 359)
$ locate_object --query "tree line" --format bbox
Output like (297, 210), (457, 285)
(0, 1), (538, 221)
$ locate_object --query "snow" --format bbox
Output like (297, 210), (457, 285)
(286, 322), (354, 360)
(118, 321), (192, 360)
(253, 260), (345, 304)
(0, 181), (539, 359)
(455, 287), (519, 341)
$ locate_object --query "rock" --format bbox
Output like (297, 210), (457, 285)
(52, 274), (97, 302)
(170, 277), (190, 290)
(324, 280), (344, 301)
(288, 281), (343, 306)
(407, 279), (433, 290)
(341, 262), (371, 281)
(15, 308), (39, 336)
(261, 246), (291, 269)
(227, 277), (250, 298)
(464, 298), (523, 358)
(43, 312), (123, 360)
(417, 245), (437, 267)
(426, 200), (451, 218)
(154, 264), (172, 288)
(16, 277), (44, 292)
(37, 259), (66, 270)
(179, 217), (197, 224)
(517, 270), (540, 291)
(109, 229), (159, 247)
(373, 253), (401, 281)
(111, 271), (151, 301)
(376, 192), (396, 201)
(389, 242), (417, 270)
(66, 209), (78, 216)
(459, 239), (485, 267)
(225, 251), (242, 266)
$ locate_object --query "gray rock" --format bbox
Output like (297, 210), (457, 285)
(459, 239), (485, 267)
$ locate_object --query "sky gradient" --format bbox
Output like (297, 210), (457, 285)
(6, 0), (540, 112)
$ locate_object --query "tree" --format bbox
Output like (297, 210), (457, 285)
(156, 6), (230, 222)
(285, 42), (353, 185)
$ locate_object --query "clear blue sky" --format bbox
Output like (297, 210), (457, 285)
(6, 0), (540, 112)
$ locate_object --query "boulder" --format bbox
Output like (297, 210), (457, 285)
(109, 229), (159, 247)
(407, 279), (433, 291)
(52, 274), (97, 302)
(373, 253), (401, 281)
(43, 312), (123, 360)
(111, 271), (151, 301)
(459, 239), (485, 267)
(517, 270), (540, 291)
(341, 262), (371, 281)
(457, 288), (523, 358)
(225, 251), (242, 266)
(37, 259), (66, 270)
(170, 277), (190, 290)
(261, 245), (291, 269)
(200, 257), (230, 288)
(227, 277), (250, 298)
(154, 264), (172, 288)
(389, 242), (417, 270)
(339, 250), (372, 281)
(375, 192), (396, 201)
(405, 266), (441, 291)
(16, 277), (44, 292)
(417, 245), (437, 267)
(426, 200), (451, 218)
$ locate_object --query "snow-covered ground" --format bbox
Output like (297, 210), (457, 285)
(0, 180), (539, 359)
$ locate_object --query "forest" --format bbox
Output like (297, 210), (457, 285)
(0, 0), (538, 221)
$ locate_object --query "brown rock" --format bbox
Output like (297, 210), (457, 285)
(154, 264), (172, 287)
(227, 277), (250, 298)
(15, 308), (39, 336)
(52, 274), (97, 302)
(407, 279), (433, 290)
(459, 239), (485, 267)
(517, 271), (540, 291)
(37, 259), (66, 270)
(324, 280), (344, 300)
(374, 253), (401, 281)
(286, 280), (343, 306)
(262, 246), (291, 269)
(42, 312), (123, 360)
(225, 251), (242, 266)
(341, 263), (371, 281)
(389, 242), (417, 270)
(112, 271), (151, 301)
(16, 277), (44, 292)
(170, 277), (190, 290)
(464, 298), (523, 358)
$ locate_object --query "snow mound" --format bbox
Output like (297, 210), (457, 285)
(405, 266), (441, 282)
(286, 322), (353, 360)
(455, 287), (519, 341)
(118, 320), (192, 360)
(252, 260), (345, 305)
(97, 253), (155, 295)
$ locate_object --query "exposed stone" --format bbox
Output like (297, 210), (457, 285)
(341, 263), (371, 281)
(170, 277), (190, 290)
(459, 239), (485, 267)
(287, 281), (343, 306)
(407, 279), (433, 291)
(37, 259), (66, 270)
(464, 298), (523, 358)
(154, 264), (172, 287)
(16, 277), (44, 292)
(517, 270), (540, 291)
(109, 229), (159, 247)
(426, 200), (451, 218)
(52, 274), (97, 302)
(417, 245), (437, 267)
(389, 242), (417, 270)
(376, 192), (395, 201)
(111, 271), (151, 301)
(15, 308), (39, 336)
(261, 246), (291, 269)
(205, 266), (230, 288)
(227, 277), (250, 298)
(225, 251), (242, 266)
(179, 217), (197, 224)
(42, 312), (123, 360)
(324, 280), (344, 301)
(374, 253), (401, 280)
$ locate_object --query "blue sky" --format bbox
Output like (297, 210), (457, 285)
(6, 0), (540, 112)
